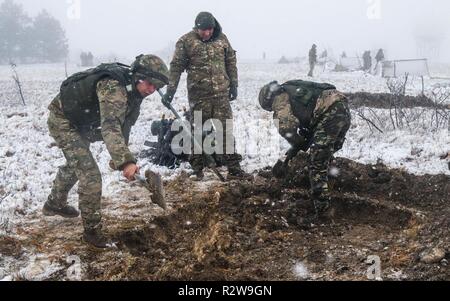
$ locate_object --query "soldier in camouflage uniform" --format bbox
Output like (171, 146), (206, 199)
(44, 55), (169, 248)
(162, 12), (244, 180)
(259, 80), (351, 222)
(308, 44), (318, 77)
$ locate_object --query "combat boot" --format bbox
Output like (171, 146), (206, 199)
(227, 166), (252, 181)
(290, 200), (318, 229)
(313, 197), (331, 217)
(42, 201), (80, 218)
(83, 229), (111, 249)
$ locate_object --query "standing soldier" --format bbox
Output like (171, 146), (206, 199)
(162, 11), (244, 180)
(374, 48), (385, 73)
(87, 52), (94, 66)
(44, 54), (169, 248)
(80, 52), (87, 67)
(259, 80), (351, 225)
(362, 51), (372, 72)
(308, 44), (318, 77)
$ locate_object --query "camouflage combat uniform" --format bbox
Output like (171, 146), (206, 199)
(308, 45), (318, 77)
(46, 55), (168, 235)
(271, 86), (351, 199)
(167, 14), (242, 174)
(47, 79), (140, 232)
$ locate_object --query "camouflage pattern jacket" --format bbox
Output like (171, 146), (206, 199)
(309, 47), (317, 64)
(274, 89), (348, 129)
(49, 78), (142, 170)
(167, 19), (238, 100)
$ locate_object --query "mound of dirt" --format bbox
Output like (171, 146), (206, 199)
(92, 154), (449, 280)
(10, 157), (447, 280)
(273, 153), (450, 212)
(345, 92), (439, 109)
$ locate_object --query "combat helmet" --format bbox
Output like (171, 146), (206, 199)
(258, 81), (283, 111)
(130, 54), (169, 89)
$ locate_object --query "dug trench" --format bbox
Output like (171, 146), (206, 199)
(345, 92), (448, 110)
(86, 153), (449, 280)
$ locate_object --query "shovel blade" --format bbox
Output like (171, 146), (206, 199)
(144, 170), (166, 210)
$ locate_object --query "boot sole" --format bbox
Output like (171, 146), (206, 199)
(83, 241), (108, 250)
(82, 237), (110, 249)
(42, 208), (79, 219)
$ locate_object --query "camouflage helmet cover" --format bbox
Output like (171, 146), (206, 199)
(259, 81), (282, 111)
(131, 54), (169, 89)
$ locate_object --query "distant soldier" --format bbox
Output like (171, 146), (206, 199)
(308, 44), (318, 77)
(87, 52), (94, 66)
(341, 51), (347, 58)
(44, 55), (169, 248)
(259, 80), (351, 224)
(80, 52), (87, 67)
(375, 49), (385, 64)
(374, 48), (385, 73)
(162, 11), (245, 180)
(362, 51), (372, 71)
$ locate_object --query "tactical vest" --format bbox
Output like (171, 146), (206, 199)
(281, 80), (336, 128)
(60, 63), (141, 132)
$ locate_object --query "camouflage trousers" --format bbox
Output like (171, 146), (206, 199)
(47, 95), (102, 232)
(308, 61), (316, 77)
(309, 101), (351, 198)
(188, 96), (242, 173)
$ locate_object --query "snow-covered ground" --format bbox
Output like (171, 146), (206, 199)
(0, 61), (449, 280)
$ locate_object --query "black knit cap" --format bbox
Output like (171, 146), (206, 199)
(195, 12), (216, 30)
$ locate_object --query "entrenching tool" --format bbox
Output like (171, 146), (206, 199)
(134, 170), (166, 210)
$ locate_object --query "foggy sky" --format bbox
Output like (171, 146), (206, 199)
(10, 0), (450, 62)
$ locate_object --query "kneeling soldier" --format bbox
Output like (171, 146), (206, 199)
(259, 80), (351, 222)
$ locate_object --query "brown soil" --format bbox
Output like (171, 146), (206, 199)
(7, 156), (450, 281)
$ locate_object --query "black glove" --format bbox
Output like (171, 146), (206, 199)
(162, 91), (175, 109)
(229, 84), (238, 101)
(272, 160), (287, 179)
(286, 145), (302, 161)
(272, 144), (304, 179)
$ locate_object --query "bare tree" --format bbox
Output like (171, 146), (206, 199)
(10, 62), (26, 105)
(428, 87), (450, 130)
(354, 107), (384, 134)
(353, 75), (446, 135)
(386, 74), (411, 129)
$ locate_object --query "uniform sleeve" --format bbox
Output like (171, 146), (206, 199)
(272, 93), (308, 149)
(167, 38), (189, 96)
(224, 35), (238, 87)
(97, 79), (136, 170)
